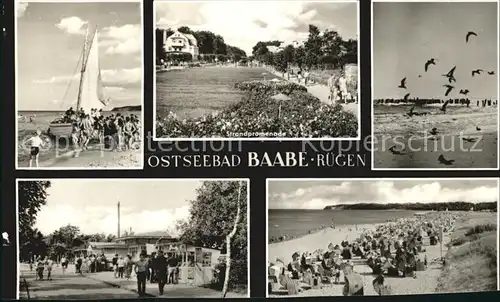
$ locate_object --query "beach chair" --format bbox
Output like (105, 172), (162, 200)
(343, 272), (364, 296)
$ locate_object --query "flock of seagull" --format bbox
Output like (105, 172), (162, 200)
(388, 31), (496, 166)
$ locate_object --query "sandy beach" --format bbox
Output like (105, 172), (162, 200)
(373, 106), (498, 168)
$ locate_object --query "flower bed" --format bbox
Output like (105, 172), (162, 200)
(156, 80), (358, 138)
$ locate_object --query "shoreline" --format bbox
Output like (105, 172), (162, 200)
(269, 222), (382, 245)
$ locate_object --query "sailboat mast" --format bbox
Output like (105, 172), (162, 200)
(76, 26), (90, 112)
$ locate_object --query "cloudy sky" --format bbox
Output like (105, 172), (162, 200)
(30, 179), (203, 236)
(17, 2), (142, 111)
(268, 179), (499, 209)
(373, 2), (498, 100)
(155, 0), (358, 55)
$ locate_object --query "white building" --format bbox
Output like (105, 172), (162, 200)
(267, 42), (286, 53)
(163, 30), (199, 58)
(292, 40), (305, 48)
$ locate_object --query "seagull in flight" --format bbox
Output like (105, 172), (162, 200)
(442, 66), (456, 83)
(487, 71), (495, 75)
(472, 69), (483, 77)
(403, 93), (410, 101)
(459, 89), (469, 95)
(466, 31), (477, 43)
(429, 127), (439, 135)
(440, 99), (451, 113)
(438, 155), (455, 165)
(398, 77), (407, 89)
(443, 85), (454, 97)
(425, 58), (436, 72)
(389, 145), (405, 155)
(462, 137), (477, 143)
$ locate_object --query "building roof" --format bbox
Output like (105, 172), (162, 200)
(183, 33), (198, 46)
(115, 231), (178, 241)
(167, 31), (198, 47)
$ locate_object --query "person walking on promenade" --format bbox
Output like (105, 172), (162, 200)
(167, 254), (178, 284)
(118, 256), (125, 278)
(135, 252), (149, 297)
(327, 73), (337, 104)
(76, 256), (83, 275)
(45, 258), (54, 281)
(153, 250), (168, 295)
(61, 255), (68, 274)
(36, 258), (44, 280)
(112, 254), (119, 278)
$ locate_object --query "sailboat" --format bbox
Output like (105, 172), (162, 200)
(49, 26), (108, 138)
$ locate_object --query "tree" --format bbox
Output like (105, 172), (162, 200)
(51, 225), (81, 247)
(177, 26), (193, 34)
(222, 181), (243, 297)
(18, 181), (51, 249)
(178, 181), (248, 290)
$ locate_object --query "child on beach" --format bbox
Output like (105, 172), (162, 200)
(27, 129), (45, 168)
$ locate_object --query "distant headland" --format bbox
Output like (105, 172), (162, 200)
(323, 202), (497, 211)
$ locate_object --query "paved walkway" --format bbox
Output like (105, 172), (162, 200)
(265, 68), (359, 117)
(19, 264), (139, 300)
(87, 271), (246, 298)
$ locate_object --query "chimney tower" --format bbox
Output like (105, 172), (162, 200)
(117, 201), (120, 238)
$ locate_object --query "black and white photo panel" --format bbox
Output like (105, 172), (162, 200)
(154, 0), (360, 141)
(16, 179), (250, 299)
(371, 1), (499, 170)
(15, 0), (144, 170)
(267, 178), (499, 297)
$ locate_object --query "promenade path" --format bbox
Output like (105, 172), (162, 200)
(265, 68), (359, 117)
(19, 264), (246, 299)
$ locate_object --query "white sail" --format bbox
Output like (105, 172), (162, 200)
(79, 30), (107, 114)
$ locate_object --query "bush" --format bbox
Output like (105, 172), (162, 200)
(212, 258), (247, 291)
(465, 224), (497, 236)
(157, 80), (358, 138)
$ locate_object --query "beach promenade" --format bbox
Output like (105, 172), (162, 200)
(19, 264), (244, 299)
(264, 68), (359, 117)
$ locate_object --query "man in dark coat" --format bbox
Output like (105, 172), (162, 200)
(153, 250), (168, 295)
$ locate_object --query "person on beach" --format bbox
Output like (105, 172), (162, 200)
(135, 252), (149, 297)
(27, 129), (45, 168)
(287, 252), (301, 280)
(153, 250), (168, 295)
(80, 115), (93, 150)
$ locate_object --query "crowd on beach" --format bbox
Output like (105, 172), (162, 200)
(269, 224), (363, 244)
(268, 213), (458, 296)
(26, 106), (141, 167)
